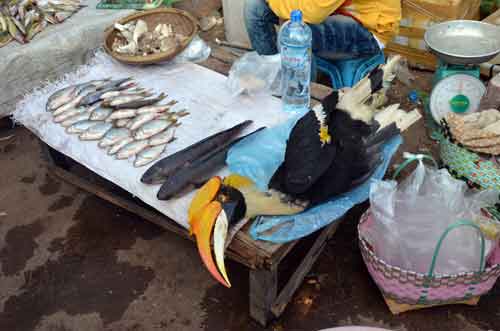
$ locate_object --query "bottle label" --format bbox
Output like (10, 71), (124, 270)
(281, 45), (310, 70)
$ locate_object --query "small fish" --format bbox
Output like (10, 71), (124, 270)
(52, 95), (84, 116)
(115, 118), (132, 128)
(148, 127), (176, 146)
(61, 112), (91, 127)
(100, 89), (150, 100)
(90, 106), (113, 121)
(108, 137), (134, 155)
(116, 140), (149, 160)
(134, 144), (167, 167)
(106, 109), (136, 122)
(103, 94), (148, 107)
(112, 93), (166, 110)
(134, 120), (170, 140)
(47, 85), (78, 111)
(79, 122), (113, 141)
(66, 120), (96, 134)
(53, 106), (88, 123)
(136, 100), (178, 114)
(98, 128), (130, 148)
(128, 113), (158, 131)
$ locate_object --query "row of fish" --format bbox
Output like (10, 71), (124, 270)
(141, 120), (263, 200)
(0, 0), (83, 47)
(46, 77), (189, 167)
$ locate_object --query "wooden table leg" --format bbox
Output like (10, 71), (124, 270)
(249, 265), (278, 326)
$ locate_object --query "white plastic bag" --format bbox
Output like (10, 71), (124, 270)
(366, 154), (499, 275)
(226, 52), (281, 97)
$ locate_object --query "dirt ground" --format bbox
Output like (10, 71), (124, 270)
(1, 28), (499, 331)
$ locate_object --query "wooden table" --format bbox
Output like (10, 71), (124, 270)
(40, 44), (340, 326)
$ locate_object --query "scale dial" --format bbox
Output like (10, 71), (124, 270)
(430, 74), (486, 123)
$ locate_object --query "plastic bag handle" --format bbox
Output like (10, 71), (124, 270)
(427, 220), (486, 278)
(392, 153), (438, 180)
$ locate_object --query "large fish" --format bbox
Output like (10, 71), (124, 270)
(141, 120), (253, 185)
(156, 127), (264, 200)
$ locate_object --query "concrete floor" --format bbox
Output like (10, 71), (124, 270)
(0, 70), (499, 331)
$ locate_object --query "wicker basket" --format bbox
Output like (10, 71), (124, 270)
(358, 211), (500, 314)
(104, 8), (198, 65)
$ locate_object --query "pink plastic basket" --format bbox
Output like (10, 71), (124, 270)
(358, 211), (500, 314)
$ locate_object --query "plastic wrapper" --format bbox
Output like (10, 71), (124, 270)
(172, 35), (211, 64)
(365, 155), (499, 275)
(226, 52), (281, 97)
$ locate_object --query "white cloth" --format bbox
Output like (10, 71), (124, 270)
(14, 51), (290, 229)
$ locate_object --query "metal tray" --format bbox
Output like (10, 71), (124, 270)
(425, 20), (500, 65)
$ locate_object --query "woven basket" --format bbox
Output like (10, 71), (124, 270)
(359, 211), (500, 314)
(104, 8), (198, 65)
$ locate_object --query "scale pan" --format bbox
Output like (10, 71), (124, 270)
(425, 20), (500, 65)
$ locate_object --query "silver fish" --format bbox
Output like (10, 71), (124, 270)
(66, 120), (97, 134)
(52, 95), (84, 116)
(136, 100), (178, 114)
(115, 118), (132, 128)
(148, 127), (176, 146)
(47, 85), (78, 111)
(80, 122), (113, 141)
(134, 144), (167, 167)
(104, 95), (146, 107)
(90, 107), (113, 121)
(116, 140), (149, 160)
(61, 112), (91, 128)
(134, 120), (170, 140)
(100, 89), (151, 100)
(98, 128), (131, 148)
(128, 113), (158, 131)
(106, 109), (137, 122)
(108, 137), (134, 155)
(53, 106), (88, 123)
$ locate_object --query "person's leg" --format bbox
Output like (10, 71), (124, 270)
(310, 15), (381, 60)
(244, 0), (280, 55)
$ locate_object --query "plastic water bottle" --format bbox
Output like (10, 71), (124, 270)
(279, 10), (312, 113)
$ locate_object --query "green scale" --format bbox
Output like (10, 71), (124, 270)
(424, 20), (500, 123)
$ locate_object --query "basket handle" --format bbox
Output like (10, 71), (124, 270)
(427, 220), (486, 278)
(392, 152), (438, 180)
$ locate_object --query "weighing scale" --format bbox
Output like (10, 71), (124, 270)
(424, 20), (500, 123)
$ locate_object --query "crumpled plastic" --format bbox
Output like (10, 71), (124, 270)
(226, 51), (281, 97)
(172, 35), (211, 64)
(227, 117), (403, 243)
(364, 156), (499, 275)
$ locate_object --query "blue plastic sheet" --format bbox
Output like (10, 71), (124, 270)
(228, 124), (402, 243)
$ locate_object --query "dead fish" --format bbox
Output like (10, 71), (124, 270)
(148, 126), (176, 146)
(98, 128), (130, 148)
(141, 120), (252, 185)
(103, 94), (146, 107)
(90, 106), (113, 121)
(112, 93), (166, 109)
(134, 144), (167, 167)
(133, 120), (170, 140)
(79, 78), (135, 106)
(115, 118), (132, 128)
(108, 137), (134, 155)
(66, 120), (96, 134)
(100, 89), (150, 100)
(106, 109), (136, 122)
(61, 112), (91, 128)
(52, 95), (84, 116)
(136, 100), (178, 114)
(79, 122), (113, 141)
(116, 140), (149, 160)
(128, 113), (159, 131)
(47, 85), (78, 111)
(53, 106), (88, 123)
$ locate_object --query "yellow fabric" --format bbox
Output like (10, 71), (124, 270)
(268, 0), (402, 44)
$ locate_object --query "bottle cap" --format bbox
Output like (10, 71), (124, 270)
(290, 10), (302, 23)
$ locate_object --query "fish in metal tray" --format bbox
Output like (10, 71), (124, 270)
(98, 128), (131, 148)
(141, 120), (253, 185)
(116, 140), (149, 160)
(134, 144), (167, 167)
(134, 120), (171, 140)
(157, 127), (264, 200)
(79, 122), (113, 141)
